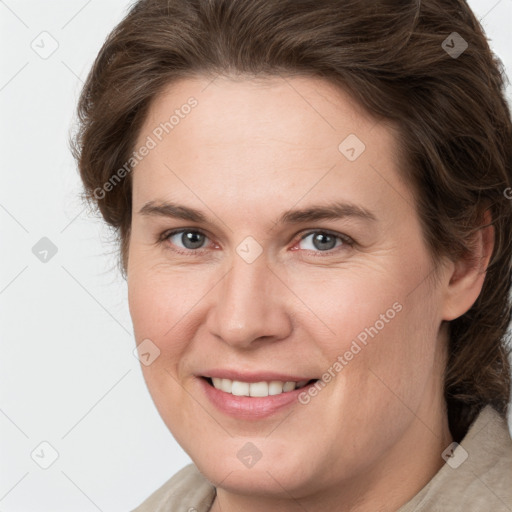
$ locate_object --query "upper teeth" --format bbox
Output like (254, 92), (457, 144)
(211, 378), (310, 397)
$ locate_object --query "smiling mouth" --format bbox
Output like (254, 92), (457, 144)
(202, 376), (319, 397)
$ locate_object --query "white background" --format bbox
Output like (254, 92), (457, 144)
(1, 1), (511, 510)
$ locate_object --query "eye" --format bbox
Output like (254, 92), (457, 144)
(295, 230), (353, 254)
(161, 229), (212, 253)
(159, 228), (354, 257)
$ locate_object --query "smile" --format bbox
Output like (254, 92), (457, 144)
(206, 377), (316, 397)
(199, 376), (320, 419)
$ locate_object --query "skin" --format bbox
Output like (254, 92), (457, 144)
(127, 75), (493, 512)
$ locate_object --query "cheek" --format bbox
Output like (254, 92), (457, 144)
(290, 254), (439, 399)
(127, 269), (187, 407)
(128, 261), (200, 340)
(283, 266), (404, 352)
(328, 273), (441, 420)
(127, 263), (216, 401)
(128, 277), (163, 342)
(127, 268), (197, 429)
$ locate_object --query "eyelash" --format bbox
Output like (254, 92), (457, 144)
(158, 228), (355, 257)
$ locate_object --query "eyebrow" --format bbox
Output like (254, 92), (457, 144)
(138, 200), (377, 226)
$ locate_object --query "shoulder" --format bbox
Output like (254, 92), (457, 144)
(131, 463), (216, 512)
(400, 406), (512, 512)
(458, 406), (512, 508)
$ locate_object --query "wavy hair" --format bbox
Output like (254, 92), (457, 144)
(71, 0), (512, 440)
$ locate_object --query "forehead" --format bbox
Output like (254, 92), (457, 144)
(132, 74), (412, 225)
(138, 74), (385, 152)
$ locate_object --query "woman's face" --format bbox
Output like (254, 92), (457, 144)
(127, 75), (452, 503)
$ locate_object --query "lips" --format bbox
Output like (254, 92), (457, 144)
(199, 376), (320, 419)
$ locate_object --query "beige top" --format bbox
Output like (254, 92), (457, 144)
(131, 405), (512, 511)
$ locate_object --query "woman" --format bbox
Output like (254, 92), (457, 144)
(72, 0), (512, 510)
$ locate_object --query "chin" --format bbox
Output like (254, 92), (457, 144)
(192, 445), (318, 496)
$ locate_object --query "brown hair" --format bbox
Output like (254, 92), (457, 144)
(71, 0), (512, 441)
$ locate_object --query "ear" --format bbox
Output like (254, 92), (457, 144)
(441, 210), (494, 321)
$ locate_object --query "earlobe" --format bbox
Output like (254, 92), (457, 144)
(442, 210), (495, 321)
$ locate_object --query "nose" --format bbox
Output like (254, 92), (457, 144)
(206, 250), (293, 349)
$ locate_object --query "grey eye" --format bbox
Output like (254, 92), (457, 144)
(169, 230), (207, 250)
(299, 232), (343, 252)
